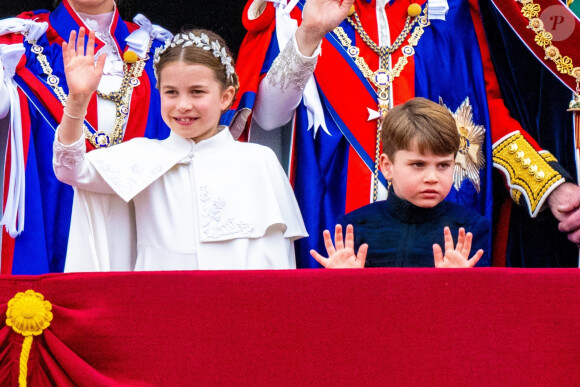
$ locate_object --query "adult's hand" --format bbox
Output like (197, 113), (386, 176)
(548, 182), (580, 245)
(296, 0), (355, 56)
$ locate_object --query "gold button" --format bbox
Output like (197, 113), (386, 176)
(522, 158), (531, 168)
(535, 171), (545, 181)
(515, 150), (524, 161)
(508, 143), (518, 153)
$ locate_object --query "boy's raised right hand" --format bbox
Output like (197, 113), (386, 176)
(310, 224), (368, 269)
(433, 227), (483, 268)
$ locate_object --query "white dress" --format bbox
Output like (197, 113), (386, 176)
(53, 127), (307, 271)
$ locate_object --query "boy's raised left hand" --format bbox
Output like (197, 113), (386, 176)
(433, 227), (483, 268)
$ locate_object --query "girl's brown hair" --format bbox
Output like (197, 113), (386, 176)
(154, 29), (240, 107)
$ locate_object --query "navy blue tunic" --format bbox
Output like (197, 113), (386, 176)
(339, 190), (491, 268)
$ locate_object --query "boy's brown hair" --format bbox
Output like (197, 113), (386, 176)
(380, 97), (459, 160)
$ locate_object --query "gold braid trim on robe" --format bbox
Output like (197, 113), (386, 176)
(493, 132), (564, 217)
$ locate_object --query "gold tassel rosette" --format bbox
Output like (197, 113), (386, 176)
(6, 290), (53, 387)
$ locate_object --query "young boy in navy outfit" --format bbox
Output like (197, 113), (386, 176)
(311, 97), (490, 269)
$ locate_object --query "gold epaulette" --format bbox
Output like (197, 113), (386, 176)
(493, 132), (564, 217)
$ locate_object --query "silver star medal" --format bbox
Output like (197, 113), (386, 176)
(440, 97), (486, 192)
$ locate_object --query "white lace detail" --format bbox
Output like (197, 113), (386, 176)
(199, 185), (254, 239)
(53, 138), (86, 170)
(96, 159), (164, 199)
(265, 38), (317, 92)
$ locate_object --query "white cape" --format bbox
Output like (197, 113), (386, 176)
(56, 128), (307, 271)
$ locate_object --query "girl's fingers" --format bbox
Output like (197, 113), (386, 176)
(95, 53), (107, 74)
(67, 30), (76, 53)
(86, 30), (96, 58)
(62, 42), (70, 66)
(76, 27), (86, 56)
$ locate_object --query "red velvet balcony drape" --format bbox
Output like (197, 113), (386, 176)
(0, 268), (578, 386)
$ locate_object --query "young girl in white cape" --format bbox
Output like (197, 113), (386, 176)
(54, 28), (307, 271)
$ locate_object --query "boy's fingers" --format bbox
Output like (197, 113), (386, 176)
(357, 243), (368, 264)
(310, 249), (328, 267)
(322, 229), (336, 256)
(344, 224), (355, 249)
(455, 227), (465, 252)
(433, 243), (443, 267)
(462, 232), (473, 257)
(468, 249), (483, 267)
(443, 226), (454, 253)
(334, 224), (344, 250)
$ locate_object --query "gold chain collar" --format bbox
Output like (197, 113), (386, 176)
(347, 9), (420, 68)
(334, 6), (429, 109)
(332, 5), (430, 202)
(29, 39), (148, 148)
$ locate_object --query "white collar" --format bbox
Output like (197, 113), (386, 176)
(164, 126), (233, 156)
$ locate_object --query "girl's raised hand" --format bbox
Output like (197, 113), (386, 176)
(433, 227), (483, 268)
(310, 224), (367, 269)
(62, 28), (106, 100)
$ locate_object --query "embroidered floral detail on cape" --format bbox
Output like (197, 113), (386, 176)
(199, 185), (254, 239)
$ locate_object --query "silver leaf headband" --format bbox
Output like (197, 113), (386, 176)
(153, 32), (235, 83)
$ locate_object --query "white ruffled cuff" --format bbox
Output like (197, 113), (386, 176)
(53, 128), (87, 170)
